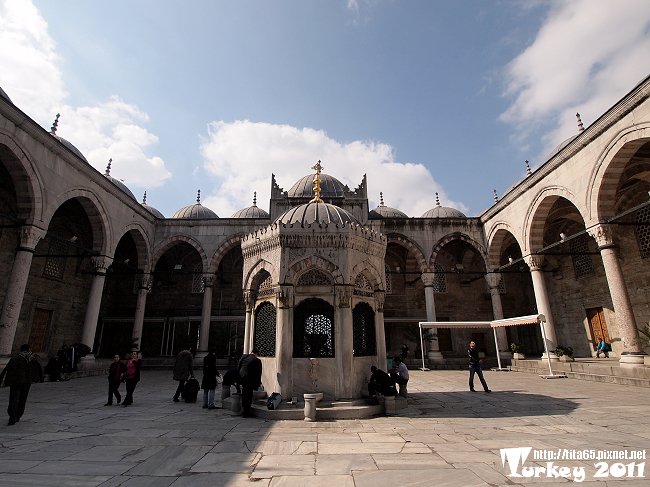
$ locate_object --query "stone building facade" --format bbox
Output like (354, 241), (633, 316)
(1, 75), (649, 381)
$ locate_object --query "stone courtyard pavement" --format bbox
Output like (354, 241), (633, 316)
(1, 369), (648, 486)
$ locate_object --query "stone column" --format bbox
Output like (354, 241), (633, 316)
(335, 285), (353, 399)
(589, 224), (646, 367)
(485, 271), (511, 358)
(198, 274), (215, 353)
(243, 290), (255, 354)
(131, 275), (151, 351)
(81, 256), (112, 357)
(374, 291), (387, 370)
(275, 285), (293, 398)
(421, 272), (444, 363)
(0, 225), (45, 357)
(523, 255), (558, 359)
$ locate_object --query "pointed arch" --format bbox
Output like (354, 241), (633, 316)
(524, 186), (582, 252)
(430, 232), (487, 268)
(285, 254), (344, 285)
(210, 234), (245, 273)
(386, 233), (428, 273)
(151, 234), (209, 272)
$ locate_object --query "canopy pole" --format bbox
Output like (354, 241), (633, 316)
(492, 327), (504, 370)
(419, 323), (429, 371)
(539, 317), (566, 379)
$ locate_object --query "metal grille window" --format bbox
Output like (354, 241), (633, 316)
(433, 263), (447, 293)
(636, 205), (650, 258)
(191, 264), (204, 293)
(43, 239), (68, 279)
(293, 298), (335, 358)
(297, 269), (332, 286)
(571, 235), (595, 278)
(258, 274), (274, 296)
(385, 264), (392, 294)
(353, 302), (376, 356)
(254, 301), (276, 357)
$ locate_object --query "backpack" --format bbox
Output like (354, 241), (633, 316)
(267, 392), (282, 410)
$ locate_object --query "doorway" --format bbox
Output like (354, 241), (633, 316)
(586, 307), (610, 349)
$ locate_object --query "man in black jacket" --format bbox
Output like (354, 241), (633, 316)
(0, 344), (43, 425)
(237, 349), (262, 417)
(468, 340), (491, 392)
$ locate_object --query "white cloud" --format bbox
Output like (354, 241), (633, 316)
(200, 120), (462, 218)
(0, 0), (170, 190)
(501, 0), (650, 163)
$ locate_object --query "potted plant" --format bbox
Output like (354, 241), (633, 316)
(554, 345), (574, 362)
(510, 342), (525, 360)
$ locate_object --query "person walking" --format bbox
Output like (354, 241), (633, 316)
(0, 344), (43, 425)
(468, 340), (491, 392)
(237, 349), (262, 417)
(122, 351), (142, 407)
(105, 354), (125, 406)
(201, 350), (220, 409)
(172, 346), (194, 402)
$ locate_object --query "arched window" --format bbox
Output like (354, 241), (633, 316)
(254, 301), (276, 357)
(293, 298), (335, 358)
(353, 302), (376, 356)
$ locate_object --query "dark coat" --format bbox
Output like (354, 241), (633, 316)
(468, 347), (481, 366)
(173, 350), (194, 381)
(201, 353), (220, 390)
(0, 351), (43, 387)
(108, 361), (126, 382)
(237, 354), (262, 387)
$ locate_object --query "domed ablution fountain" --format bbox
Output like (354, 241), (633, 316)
(240, 161), (389, 418)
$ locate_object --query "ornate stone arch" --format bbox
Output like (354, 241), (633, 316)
(350, 261), (383, 291)
(386, 233), (428, 273)
(523, 186), (583, 252)
(0, 130), (44, 225)
(110, 223), (153, 272)
(285, 254), (344, 285)
(45, 189), (111, 255)
(244, 259), (277, 289)
(486, 222), (522, 269)
(587, 124), (650, 222)
(209, 234), (245, 273)
(151, 234), (209, 273)
(430, 232), (487, 268)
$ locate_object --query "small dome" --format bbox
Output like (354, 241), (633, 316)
(103, 159), (136, 200)
(368, 192), (408, 219)
(288, 173), (347, 198)
(231, 192), (270, 219)
(0, 86), (12, 104)
(276, 201), (359, 226)
(421, 192), (466, 218)
(48, 114), (88, 163)
(546, 134), (578, 161)
(141, 192), (164, 218)
(171, 190), (218, 219)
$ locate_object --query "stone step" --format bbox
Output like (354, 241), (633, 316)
(511, 359), (650, 387)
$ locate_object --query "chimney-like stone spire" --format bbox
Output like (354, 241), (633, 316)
(576, 112), (584, 132)
(525, 159), (531, 176)
(50, 113), (60, 134)
(142, 191), (147, 205)
(105, 158), (112, 176)
(196, 189), (201, 204)
(493, 189), (499, 203)
(435, 192), (440, 207)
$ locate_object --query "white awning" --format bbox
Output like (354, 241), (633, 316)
(419, 321), (491, 329)
(491, 314), (546, 328)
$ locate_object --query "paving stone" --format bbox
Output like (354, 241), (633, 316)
(253, 454), (315, 477)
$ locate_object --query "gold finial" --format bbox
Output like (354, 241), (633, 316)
(105, 158), (112, 176)
(525, 159), (531, 176)
(142, 191), (147, 204)
(576, 112), (584, 132)
(50, 113), (60, 134)
(309, 160), (324, 203)
(196, 189), (201, 204)
(379, 192), (385, 206)
(435, 192), (440, 207)
(253, 191), (257, 206)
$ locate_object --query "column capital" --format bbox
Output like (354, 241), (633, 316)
(19, 225), (46, 250)
(335, 285), (352, 308)
(91, 256), (112, 274)
(524, 254), (545, 271)
(136, 274), (153, 291)
(276, 285), (293, 309)
(420, 272), (436, 287)
(374, 290), (385, 312)
(244, 290), (257, 311)
(484, 272), (502, 290)
(202, 274), (215, 288)
(588, 224), (616, 249)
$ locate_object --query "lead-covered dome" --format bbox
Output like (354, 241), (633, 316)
(141, 191), (164, 218)
(231, 192), (270, 219)
(276, 201), (358, 226)
(171, 190), (218, 219)
(288, 172), (347, 198)
(369, 193), (408, 219)
(49, 114), (88, 163)
(421, 193), (466, 218)
(103, 159), (136, 200)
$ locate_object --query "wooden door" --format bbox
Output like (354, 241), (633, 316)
(586, 307), (610, 346)
(29, 308), (52, 352)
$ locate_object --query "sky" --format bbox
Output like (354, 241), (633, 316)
(1, 0), (649, 218)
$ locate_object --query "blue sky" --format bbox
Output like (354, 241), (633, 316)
(1, 0), (649, 218)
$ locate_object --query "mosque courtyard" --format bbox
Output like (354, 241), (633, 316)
(0, 369), (648, 486)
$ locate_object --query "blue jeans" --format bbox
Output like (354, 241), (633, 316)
(469, 364), (489, 391)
